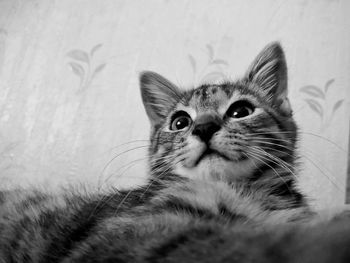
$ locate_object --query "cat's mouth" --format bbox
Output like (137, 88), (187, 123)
(194, 148), (230, 166)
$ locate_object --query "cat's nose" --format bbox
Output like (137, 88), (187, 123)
(192, 114), (221, 143)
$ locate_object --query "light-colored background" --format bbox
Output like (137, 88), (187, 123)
(0, 0), (349, 209)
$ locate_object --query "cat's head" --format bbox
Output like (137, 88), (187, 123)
(140, 42), (298, 185)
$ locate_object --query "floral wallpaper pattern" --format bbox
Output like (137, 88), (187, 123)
(188, 44), (229, 85)
(300, 79), (344, 131)
(67, 44), (106, 92)
(0, 0), (348, 208)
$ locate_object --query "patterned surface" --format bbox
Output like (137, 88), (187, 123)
(0, 0), (349, 208)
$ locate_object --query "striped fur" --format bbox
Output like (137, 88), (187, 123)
(142, 42), (302, 209)
(1, 42), (350, 262)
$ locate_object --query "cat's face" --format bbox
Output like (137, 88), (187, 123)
(140, 42), (297, 184)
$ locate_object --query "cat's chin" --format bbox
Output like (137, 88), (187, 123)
(193, 149), (230, 166)
(174, 155), (257, 183)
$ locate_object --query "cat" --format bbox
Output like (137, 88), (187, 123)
(1, 42), (350, 263)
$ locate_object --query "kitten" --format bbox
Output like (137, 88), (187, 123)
(0, 42), (349, 263)
(141, 42), (306, 213)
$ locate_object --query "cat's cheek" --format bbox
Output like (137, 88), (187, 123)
(180, 137), (206, 168)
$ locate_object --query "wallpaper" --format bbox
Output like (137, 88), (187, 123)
(0, 0), (349, 209)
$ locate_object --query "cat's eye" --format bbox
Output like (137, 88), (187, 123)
(226, 100), (255, 119)
(170, 111), (192, 131)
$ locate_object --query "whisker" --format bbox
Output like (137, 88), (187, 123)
(248, 147), (292, 175)
(149, 153), (181, 170)
(242, 151), (261, 176)
(244, 151), (292, 192)
(100, 157), (148, 188)
(251, 139), (339, 178)
(140, 157), (184, 199)
(106, 140), (151, 153)
(250, 140), (344, 193)
(100, 145), (149, 178)
(251, 137), (335, 177)
(246, 136), (293, 146)
(248, 146), (297, 180)
(250, 139), (294, 152)
(246, 131), (346, 152)
(87, 187), (124, 220)
(113, 189), (134, 216)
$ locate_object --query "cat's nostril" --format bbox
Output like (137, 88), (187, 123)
(192, 121), (221, 143)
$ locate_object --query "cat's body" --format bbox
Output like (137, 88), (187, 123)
(1, 42), (349, 262)
(2, 178), (349, 263)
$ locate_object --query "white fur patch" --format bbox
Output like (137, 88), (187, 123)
(174, 153), (257, 183)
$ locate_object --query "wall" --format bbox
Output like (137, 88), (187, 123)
(0, 0), (349, 208)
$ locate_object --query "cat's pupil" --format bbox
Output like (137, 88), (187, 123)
(175, 117), (188, 130)
(176, 119), (188, 129)
(233, 107), (250, 118)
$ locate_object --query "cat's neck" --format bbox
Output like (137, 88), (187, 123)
(147, 174), (310, 224)
(148, 146), (307, 211)
(149, 167), (308, 212)
(244, 162), (307, 210)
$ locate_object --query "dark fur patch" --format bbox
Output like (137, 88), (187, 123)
(146, 226), (216, 262)
(162, 197), (215, 220)
(218, 203), (246, 222)
(269, 180), (305, 208)
(40, 189), (158, 262)
(0, 191), (5, 205)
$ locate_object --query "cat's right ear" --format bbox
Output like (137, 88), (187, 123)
(140, 71), (182, 126)
(244, 42), (292, 115)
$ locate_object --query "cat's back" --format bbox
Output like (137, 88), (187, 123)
(0, 187), (147, 262)
(0, 179), (340, 263)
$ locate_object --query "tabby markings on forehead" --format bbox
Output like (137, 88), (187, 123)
(173, 88), (265, 123)
(190, 85), (230, 112)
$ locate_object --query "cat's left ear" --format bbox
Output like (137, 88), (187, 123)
(244, 42), (291, 115)
(140, 71), (182, 126)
